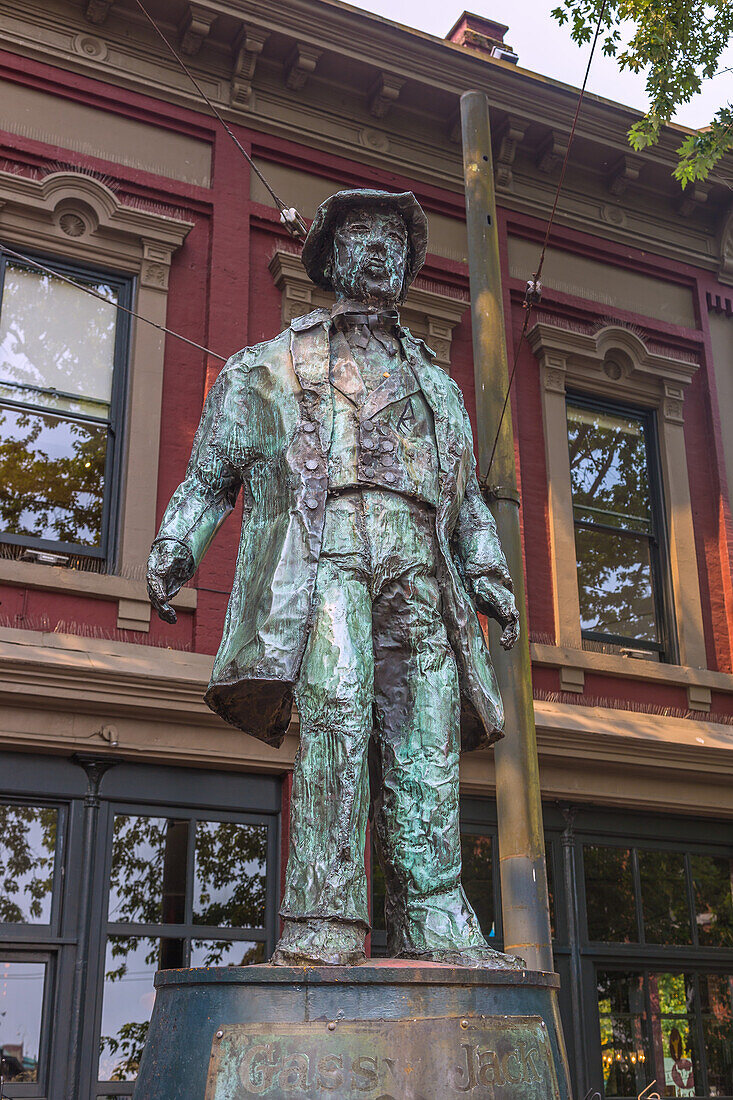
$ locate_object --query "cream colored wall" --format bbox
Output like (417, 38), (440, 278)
(0, 79), (212, 186)
(508, 237), (697, 327)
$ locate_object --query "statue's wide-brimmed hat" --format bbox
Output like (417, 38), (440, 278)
(301, 188), (428, 293)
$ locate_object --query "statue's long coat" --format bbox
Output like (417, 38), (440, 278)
(157, 309), (513, 751)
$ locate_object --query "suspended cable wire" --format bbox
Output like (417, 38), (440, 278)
(132, 0), (307, 239)
(485, 0), (609, 480)
(0, 244), (229, 362)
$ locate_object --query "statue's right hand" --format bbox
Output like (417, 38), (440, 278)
(146, 540), (193, 625)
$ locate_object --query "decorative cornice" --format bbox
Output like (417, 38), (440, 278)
(495, 116), (527, 191)
(607, 153), (645, 197)
(230, 25), (269, 109)
(529, 319), (699, 407)
(179, 2), (217, 56)
(0, 168), (193, 272)
(283, 42), (321, 91)
(535, 130), (567, 175)
(368, 72), (404, 119)
(1, 0), (729, 272)
(84, 0), (114, 24)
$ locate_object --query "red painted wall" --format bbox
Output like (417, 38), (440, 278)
(0, 51), (731, 717)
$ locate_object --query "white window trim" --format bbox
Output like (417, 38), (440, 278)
(530, 319), (706, 669)
(0, 169), (195, 630)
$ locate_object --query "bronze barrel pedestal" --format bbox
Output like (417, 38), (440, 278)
(134, 961), (573, 1099)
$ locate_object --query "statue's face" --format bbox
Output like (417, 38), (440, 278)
(330, 207), (408, 306)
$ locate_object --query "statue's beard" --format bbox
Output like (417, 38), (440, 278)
(333, 258), (402, 305)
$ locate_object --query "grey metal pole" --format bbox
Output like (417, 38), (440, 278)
(460, 89), (553, 974)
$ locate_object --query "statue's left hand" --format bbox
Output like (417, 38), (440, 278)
(472, 578), (521, 651)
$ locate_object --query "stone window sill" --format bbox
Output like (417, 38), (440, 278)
(531, 642), (733, 713)
(0, 557), (196, 632)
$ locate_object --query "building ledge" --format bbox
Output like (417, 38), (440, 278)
(531, 642), (733, 709)
(0, 557), (196, 632)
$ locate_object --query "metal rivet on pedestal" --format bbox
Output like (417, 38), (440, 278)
(327, 1021), (336, 1031)
(460, 1019), (469, 1029)
(216, 1030), (224, 1039)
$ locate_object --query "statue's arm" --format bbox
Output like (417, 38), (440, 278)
(147, 366), (243, 624)
(453, 408), (520, 651)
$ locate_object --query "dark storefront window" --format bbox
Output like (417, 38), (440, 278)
(581, 838), (733, 1097)
(0, 800), (63, 1092)
(371, 801), (733, 1100)
(567, 398), (673, 658)
(0, 754), (280, 1100)
(98, 811), (272, 1087)
(0, 254), (131, 561)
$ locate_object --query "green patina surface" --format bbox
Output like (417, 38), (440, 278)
(147, 189), (520, 967)
(204, 1017), (560, 1100)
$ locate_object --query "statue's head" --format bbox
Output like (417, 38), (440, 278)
(301, 189), (428, 307)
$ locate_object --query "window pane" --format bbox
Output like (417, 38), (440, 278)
(193, 821), (267, 928)
(371, 831), (386, 933)
(567, 404), (652, 533)
(0, 959), (45, 1082)
(0, 406), (108, 547)
(98, 936), (181, 1082)
(461, 833), (496, 940)
(699, 973), (733, 1096)
(597, 970), (649, 1098)
(575, 527), (658, 643)
(691, 855), (733, 947)
(546, 841), (556, 941)
(0, 262), (117, 404)
(648, 971), (700, 1098)
(108, 816), (188, 925)
(584, 845), (637, 942)
(638, 849), (692, 945)
(190, 939), (266, 968)
(0, 804), (57, 924)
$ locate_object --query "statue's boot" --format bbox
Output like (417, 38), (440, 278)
(389, 887), (526, 971)
(271, 918), (366, 966)
(397, 944), (525, 970)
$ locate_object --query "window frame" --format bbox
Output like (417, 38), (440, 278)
(0, 249), (133, 564)
(531, 319), (706, 669)
(0, 949), (57, 1098)
(566, 391), (677, 661)
(90, 796), (280, 1095)
(575, 818), (733, 1099)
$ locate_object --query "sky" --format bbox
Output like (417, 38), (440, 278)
(350, 0), (733, 132)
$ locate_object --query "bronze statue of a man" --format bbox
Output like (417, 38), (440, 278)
(147, 189), (521, 968)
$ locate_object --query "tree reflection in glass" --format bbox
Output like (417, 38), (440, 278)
(99, 936), (161, 1083)
(567, 402), (661, 646)
(699, 973), (733, 1096)
(0, 960), (45, 1081)
(193, 821), (267, 929)
(0, 803), (57, 924)
(648, 971), (699, 1097)
(0, 408), (107, 545)
(0, 261), (118, 549)
(691, 855), (733, 947)
(638, 849), (692, 945)
(597, 970), (649, 1098)
(584, 845), (637, 942)
(461, 833), (495, 940)
(108, 816), (188, 925)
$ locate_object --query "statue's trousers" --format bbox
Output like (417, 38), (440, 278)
(280, 489), (488, 956)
